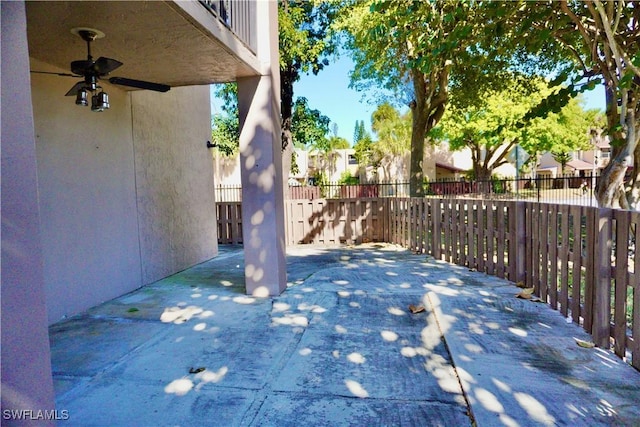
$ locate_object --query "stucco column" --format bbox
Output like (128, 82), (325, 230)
(1, 1), (56, 423)
(236, 0), (286, 296)
(237, 74), (287, 296)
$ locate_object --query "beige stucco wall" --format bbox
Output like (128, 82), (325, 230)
(214, 152), (242, 186)
(31, 60), (218, 322)
(132, 86), (218, 284)
(31, 59), (142, 323)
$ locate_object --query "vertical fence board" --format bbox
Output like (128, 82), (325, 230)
(477, 203), (486, 273)
(614, 210), (629, 358)
(452, 200), (458, 263)
(496, 202), (506, 278)
(559, 205), (570, 317)
(433, 200), (442, 260)
(461, 201), (469, 267)
(467, 201), (476, 269)
(525, 204), (533, 288)
(584, 208), (597, 333)
(510, 202), (526, 283)
(570, 205), (583, 324)
(549, 204), (559, 309)
(540, 205), (550, 301)
(633, 214), (640, 369)
(442, 201), (451, 262)
(593, 208), (612, 348)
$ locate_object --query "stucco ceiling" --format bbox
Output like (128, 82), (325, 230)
(25, 1), (259, 90)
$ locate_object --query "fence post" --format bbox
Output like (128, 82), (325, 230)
(510, 201), (526, 283)
(592, 207), (612, 348)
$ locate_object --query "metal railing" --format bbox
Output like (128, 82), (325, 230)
(216, 175), (600, 207)
(200, 0), (257, 53)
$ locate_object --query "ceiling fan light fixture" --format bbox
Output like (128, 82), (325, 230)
(75, 88), (89, 106)
(91, 91), (109, 112)
(31, 27), (171, 111)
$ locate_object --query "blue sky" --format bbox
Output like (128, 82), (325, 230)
(294, 55), (379, 143)
(212, 55), (606, 146)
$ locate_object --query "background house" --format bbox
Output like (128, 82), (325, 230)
(536, 137), (610, 178)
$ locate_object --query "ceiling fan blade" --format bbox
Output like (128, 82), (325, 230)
(71, 60), (94, 76)
(94, 57), (123, 75)
(65, 81), (88, 96)
(31, 70), (80, 78)
(108, 77), (170, 93)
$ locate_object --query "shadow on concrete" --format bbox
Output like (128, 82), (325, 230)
(49, 244), (640, 426)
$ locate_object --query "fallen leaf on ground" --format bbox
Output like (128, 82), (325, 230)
(575, 339), (595, 348)
(515, 288), (535, 299)
(127, 307), (139, 313)
(189, 367), (206, 374)
(515, 281), (527, 288)
(408, 304), (425, 314)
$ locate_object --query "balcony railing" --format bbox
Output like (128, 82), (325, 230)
(200, 0), (257, 53)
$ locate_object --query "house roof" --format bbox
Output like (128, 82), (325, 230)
(566, 159), (595, 170)
(435, 162), (466, 173)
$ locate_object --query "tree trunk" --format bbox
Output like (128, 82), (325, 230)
(408, 65), (449, 197)
(410, 104), (428, 197)
(596, 85), (639, 209)
(281, 67), (295, 194)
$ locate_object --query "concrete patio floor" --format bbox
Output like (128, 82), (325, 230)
(50, 244), (640, 426)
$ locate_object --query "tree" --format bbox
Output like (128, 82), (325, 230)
(328, 136), (350, 150)
(510, 1), (640, 208)
(212, 88), (335, 166)
(369, 103), (412, 181)
(353, 120), (367, 145)
(337, 1), (514, 196)
(552, 151), (573, 175)
(291, 97), (331, 149)
(353, 133), (375, 168)
(211, 83), (239, 156)
(280, 1), (338, 182)
(441, 76), (596, 180)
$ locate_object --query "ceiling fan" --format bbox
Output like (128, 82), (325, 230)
(31, 27), (170, 112)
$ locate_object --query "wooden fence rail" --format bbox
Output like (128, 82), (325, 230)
(216, 198), (639, 369)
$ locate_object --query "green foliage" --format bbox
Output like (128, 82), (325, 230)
(292, 97), (331, 149)
(336, 0), (523, 196)
(353, 120), (368, 145)
(353, 134), (375, 166)
(313, 170), (330, 197)
(211, 114), (239, 156)
(211, 83), (239, 156)
(212, 84), (334, 158)
(328, 136), (350, 150)
(440, 74), (597, 177)
(338, 171), (359, 185)
(290, 150), (300, 176)
(279, 1), (338, 77)
(552, 151), (572, 174)
(370, 102), (411, 157)
(280, 1), (339, 152)
(504, 1), (640, 208)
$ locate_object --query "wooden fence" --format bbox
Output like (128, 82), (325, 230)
(285, 198), (388, 245)
(216, 198), (638, 369)
(217, 202), (242, 244)
(217, 199), (388, 246)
